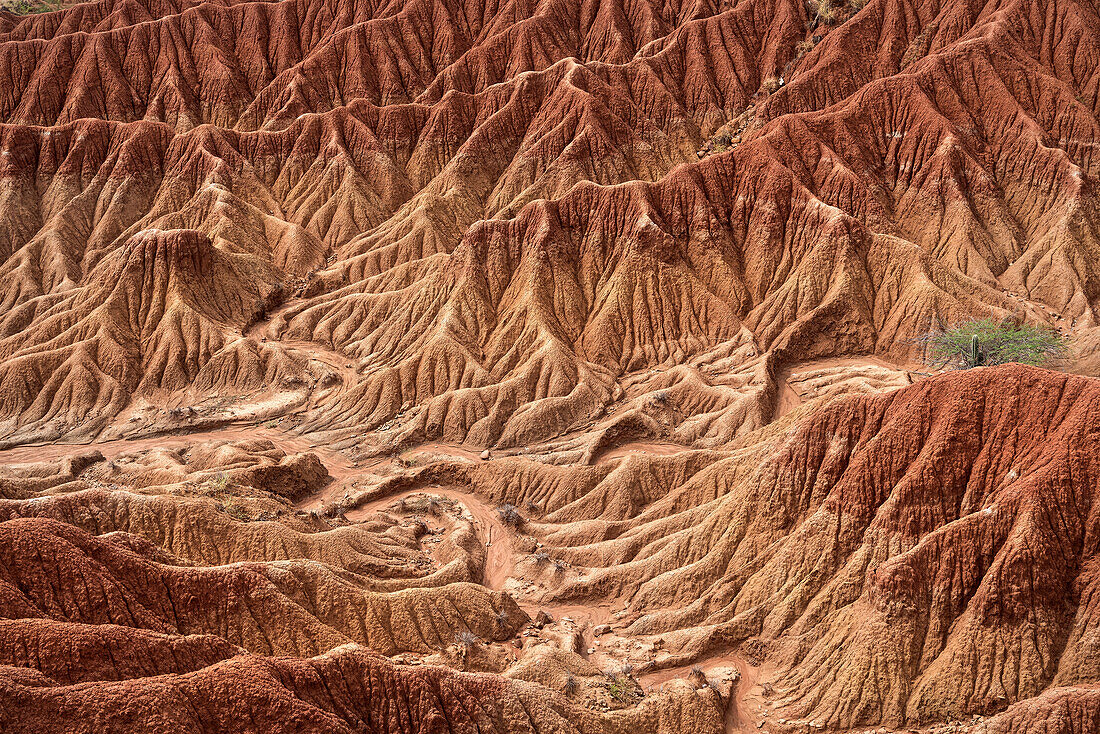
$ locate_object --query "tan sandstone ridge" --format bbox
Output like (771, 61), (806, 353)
(0, 0), (1098, 730)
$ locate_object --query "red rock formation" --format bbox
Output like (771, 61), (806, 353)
(0, 0), (1094, 448)
(333, 365), (1100, 731)
(0, 0), (1097, 729)
(0, 439), (725, 733)
(1, 642), (721, 733)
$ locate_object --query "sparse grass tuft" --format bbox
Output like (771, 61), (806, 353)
(425, 496), (442, 516)
(455, 630), (479, 651)
(606, 678), (635, 703)
(563, 672), (578, 695)
(707, 130), (734, 153)
(808, 0), (836, 22)
(220, 498), (252, 522)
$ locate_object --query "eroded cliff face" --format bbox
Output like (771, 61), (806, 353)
(0, 0), (1097, 731)
(1, 365), (1098, 733)
(0, 0), (1097, 449)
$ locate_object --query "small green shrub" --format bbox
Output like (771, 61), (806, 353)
(917, 317), (1068, 370)
(1, 0), (62, 14)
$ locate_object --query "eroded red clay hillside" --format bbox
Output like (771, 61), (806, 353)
(0, 0), (1098, 731)
(0, 0), (1096, 450)
(1, 366), (1098, 733)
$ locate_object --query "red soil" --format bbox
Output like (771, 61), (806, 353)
(0, 0), (1097, 730)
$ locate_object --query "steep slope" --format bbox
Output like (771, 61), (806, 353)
(0, 365), (1097, 733)
(1, 643), (723, 734)
(0, 437), (726, 734)
(336, 364), (1100, 731)
(0, 0), (1096, 448)
(0, 228), (312, 443)
(0, 0), (1098, 730)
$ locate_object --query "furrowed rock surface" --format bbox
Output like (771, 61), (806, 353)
(336, 364), (1100, 731)
(0, 0), (1096, 448)
(0, 438), (725, 733)
(0, 0), (1098, 730)
(0, 366), (1097, 733)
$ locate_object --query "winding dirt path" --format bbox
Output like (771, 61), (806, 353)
(1, 425), (768, 732)
(774, 356), (915, 420)
(594, 440), (688, 464)
(349, 486), (515, 591)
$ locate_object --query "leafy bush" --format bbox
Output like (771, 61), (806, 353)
(1, 0), (61, 14)
(917, 317), (1068, 370)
